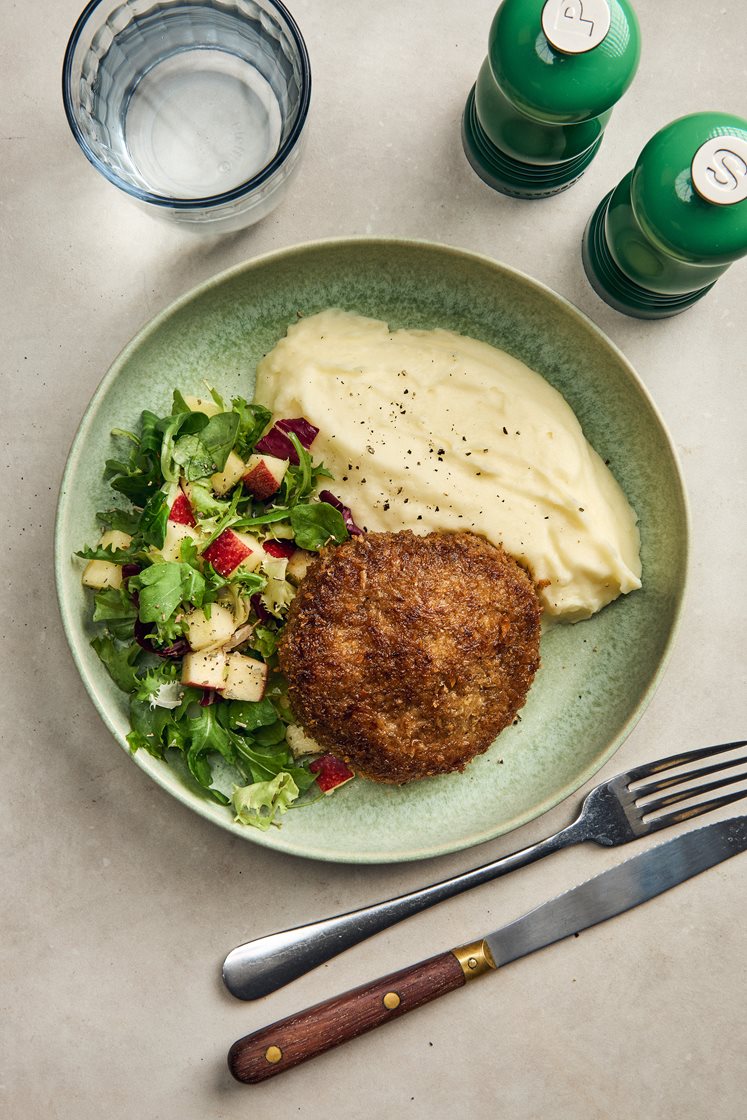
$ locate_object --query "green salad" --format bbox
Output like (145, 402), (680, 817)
(78, 387), (357, 830)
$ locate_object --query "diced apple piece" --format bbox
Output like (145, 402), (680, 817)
(286, 548), (313, 583)
(184, 603), (237, 651)
(181, 650), (227, 690)
(183, 394), (221, 417)
(160, 521), (202, 563)
(242, 453), (289, 500)
(222, 653), (268, 702)
(81, 528), (133, 589)
(268, 522), (295, 540)
(203, 529), (262, 576)
(262, 538), (296, 559)
(233, 532), (264, 572)
(169, 491), (196, 527)
(82, 559), (123, 590)
(211, 450), (246, 496)
(286, 724), (323, 758)
(100, 530), (133, 551)
(309, 754), (355, 793)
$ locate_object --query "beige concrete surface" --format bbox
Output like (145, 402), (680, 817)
(1, 1), (745, 1117)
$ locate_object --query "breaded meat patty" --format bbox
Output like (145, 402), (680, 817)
(279, 530), (541, 783)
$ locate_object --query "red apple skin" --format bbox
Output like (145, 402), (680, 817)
(242, 460), (283, 500)
(169, 491), (197, 526)
(262, 539), (296, 559)
(203, 530), (253, 577)
(309, 754), (355, 793)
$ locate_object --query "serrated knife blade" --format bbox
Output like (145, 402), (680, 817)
(485, 814), (747, 966)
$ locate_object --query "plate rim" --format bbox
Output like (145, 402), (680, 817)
(54, 235), (690, 863)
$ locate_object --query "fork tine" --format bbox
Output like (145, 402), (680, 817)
(624, 740), (747, 784)
(633, 755), (747, 798)
(643, 787), (747, 831)
(638, 769), (747, 814)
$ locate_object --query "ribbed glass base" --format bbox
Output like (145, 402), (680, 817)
(461, 86), (602, 199)
(582, 192), (715, 319)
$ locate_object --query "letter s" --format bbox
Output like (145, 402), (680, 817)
(705, 148), (747, 194)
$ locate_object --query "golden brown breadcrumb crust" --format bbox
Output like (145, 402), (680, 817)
(279, 530), (541, 783)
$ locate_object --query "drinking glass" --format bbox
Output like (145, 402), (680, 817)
(63, 0), (311, 230)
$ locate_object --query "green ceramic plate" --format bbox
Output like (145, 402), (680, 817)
(55, 238), (688, 863)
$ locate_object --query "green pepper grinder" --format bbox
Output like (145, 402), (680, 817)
(462, 0), (641, 199)
(583, 112), (747, 318)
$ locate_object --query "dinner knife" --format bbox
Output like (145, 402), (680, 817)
(227, 815), (746, 1083)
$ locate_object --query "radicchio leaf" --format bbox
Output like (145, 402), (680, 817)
(250, 592), (272, 624)
(255, 418), (319, 465)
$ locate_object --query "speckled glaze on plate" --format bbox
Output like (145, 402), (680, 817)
(55, 238), (688, 863)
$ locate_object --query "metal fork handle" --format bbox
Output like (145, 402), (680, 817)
(222, 820), (586, 1000)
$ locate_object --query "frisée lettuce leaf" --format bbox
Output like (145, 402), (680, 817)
(232, 773), (300, 830)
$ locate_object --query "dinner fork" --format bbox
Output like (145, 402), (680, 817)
(222, 739), (747, 1000)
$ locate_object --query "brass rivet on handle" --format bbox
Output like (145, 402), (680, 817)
(452, 939), (496, 981)
(383, 991), (401, 1010)
(265, 1045), (283, 1064)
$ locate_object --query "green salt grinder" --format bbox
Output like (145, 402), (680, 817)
(582, 112), (747, 317)
(462, 0), (640, 198)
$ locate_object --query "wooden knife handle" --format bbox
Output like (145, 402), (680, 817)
(228, 950), (466, 1084)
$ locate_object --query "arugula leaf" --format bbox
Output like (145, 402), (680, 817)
(92, 587), (138, 639)
(104, 412), (165, 507)
(139, 410), (166, 460)
(231, 507), (292, 531)
(290, 502), (349, 550)
(96, 507), (141, 535)
(283, 433), (311, 503)
(91, 635), (142, 692)
(232, 397), (273, 458)
(232, 773), (300, 830)
(229, 728), (317, 789)
(184, 705), (234, 789)
(130, 562), (205, 624)
(128, 698), (182, 760)
(140, 488), (169, 549)
(280, 433), (334, 507)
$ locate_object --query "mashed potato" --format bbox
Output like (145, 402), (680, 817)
(254, 309), (642, 620)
